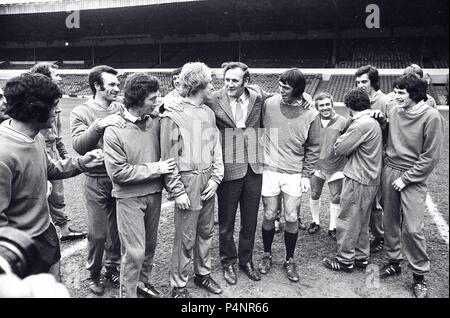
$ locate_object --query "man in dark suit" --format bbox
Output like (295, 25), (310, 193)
(205, 62), (270, 285)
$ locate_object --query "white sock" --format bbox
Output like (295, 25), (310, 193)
(329, 203), (341, 230)
(310, 198), (321, 224)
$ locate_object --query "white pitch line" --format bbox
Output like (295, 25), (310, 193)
(61, 201), (175, 259)
(426, 194), (449, 246)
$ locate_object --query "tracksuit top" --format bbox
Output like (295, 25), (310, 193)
(317, 113), (348, 174)
(70, 98), (125, 176)
(262, 94), (320, 177)
(370, 90), (392, 114)
(385, 102), (444, 186)
(40, 107), (69, 160)
(0, 121), (87, 237)
(334, 110), (383, 186)
(160, 100), (224, 200)
(103, 114), (163, 199)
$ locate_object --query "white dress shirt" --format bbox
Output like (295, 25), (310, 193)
(230, 92), (249, 128)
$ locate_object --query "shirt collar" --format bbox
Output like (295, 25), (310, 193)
(0, 119), (36, 143)
(232, 91), (249, 104)
(123, 109), (150, 123)
(404, 100), (428, 114)
(370, 90), (383, 103)
(352, 109), (373, 120)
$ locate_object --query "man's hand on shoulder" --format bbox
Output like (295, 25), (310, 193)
(98, 114), (126, 130)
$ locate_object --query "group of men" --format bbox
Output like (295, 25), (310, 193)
(0, 61), (444, 299)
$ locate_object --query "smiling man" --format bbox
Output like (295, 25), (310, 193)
(70, 65), (126, 295)
(259, 68), (320, 283)
(203, 62), (272, 285)
(307, 92), (347, 240)
(103, 74), (176, 298)
(380, 74), (444, 298)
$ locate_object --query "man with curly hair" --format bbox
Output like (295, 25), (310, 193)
(0, 72), (103, 279)
(31, 62), (87, 242)
(323, 87), (383, 273)
(355, 65), (390, 254)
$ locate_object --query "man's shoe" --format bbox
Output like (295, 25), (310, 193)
(370, 238), (384, 253)
(379, 263), (401, 278)
(137, 283), (162, 298)
(223, 265), (237, 285)
(104, 267), (120, 287)
(88, 275), (105, 296)
(328, 229), (337, 241)
(308, 222), (320, 234)
(323, 258), (354, 273)
(239, 262), (261, 281)
(298, 218), (307, 231)
(258, 253), (272, 275)
(194, 275), (222, 294)
(354, 259), (369, 270)
(283, 258), (300, 282)
(413, 280), (428, 298)
(60, 227), (87, 242)
(171, 287), (191, 298)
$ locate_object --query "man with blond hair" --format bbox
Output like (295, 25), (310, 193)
(161, 62), (224, 298)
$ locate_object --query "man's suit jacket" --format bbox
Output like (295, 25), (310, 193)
(206, 84), (269, 182)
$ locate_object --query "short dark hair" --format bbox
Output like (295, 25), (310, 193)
(4, 72), (62, 123)
(344, 87), (371, 111)
(355, 65), (380, 91)
(393, 74), (428, 103)
(124, 73), (160, 109)
(171, 67), (182, 88)
(222, 61), (250, 83)
(88, 65), (118, 96)
(30, 62), (58, 79)
(280, 68), (306, 99)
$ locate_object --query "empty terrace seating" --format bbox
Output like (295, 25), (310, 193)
(59, 74), (90, 96)
(325, 75), (355, 102)
(250, 73), (321, 97)
(337, 39), (422, 69)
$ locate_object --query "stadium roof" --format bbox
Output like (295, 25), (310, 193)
(0, 0), (447, 44)
(0, 0), (204, 14)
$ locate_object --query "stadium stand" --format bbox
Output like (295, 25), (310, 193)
(59, 74), (91, 96)
(336, 39), (424, 69)
(1, 38), (446, 70)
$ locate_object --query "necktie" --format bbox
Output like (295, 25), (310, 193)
(235, 98), (244, 124)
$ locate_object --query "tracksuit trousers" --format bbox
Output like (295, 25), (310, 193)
(170, 170), (215, 288)
(369, 190), (384, 240)
(336, 176), (379, 265)
(84, 175), (121, 277)
(48, 179), (69, 227)
(382, 165), (430, 275)
(117, 192), (162, 298)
